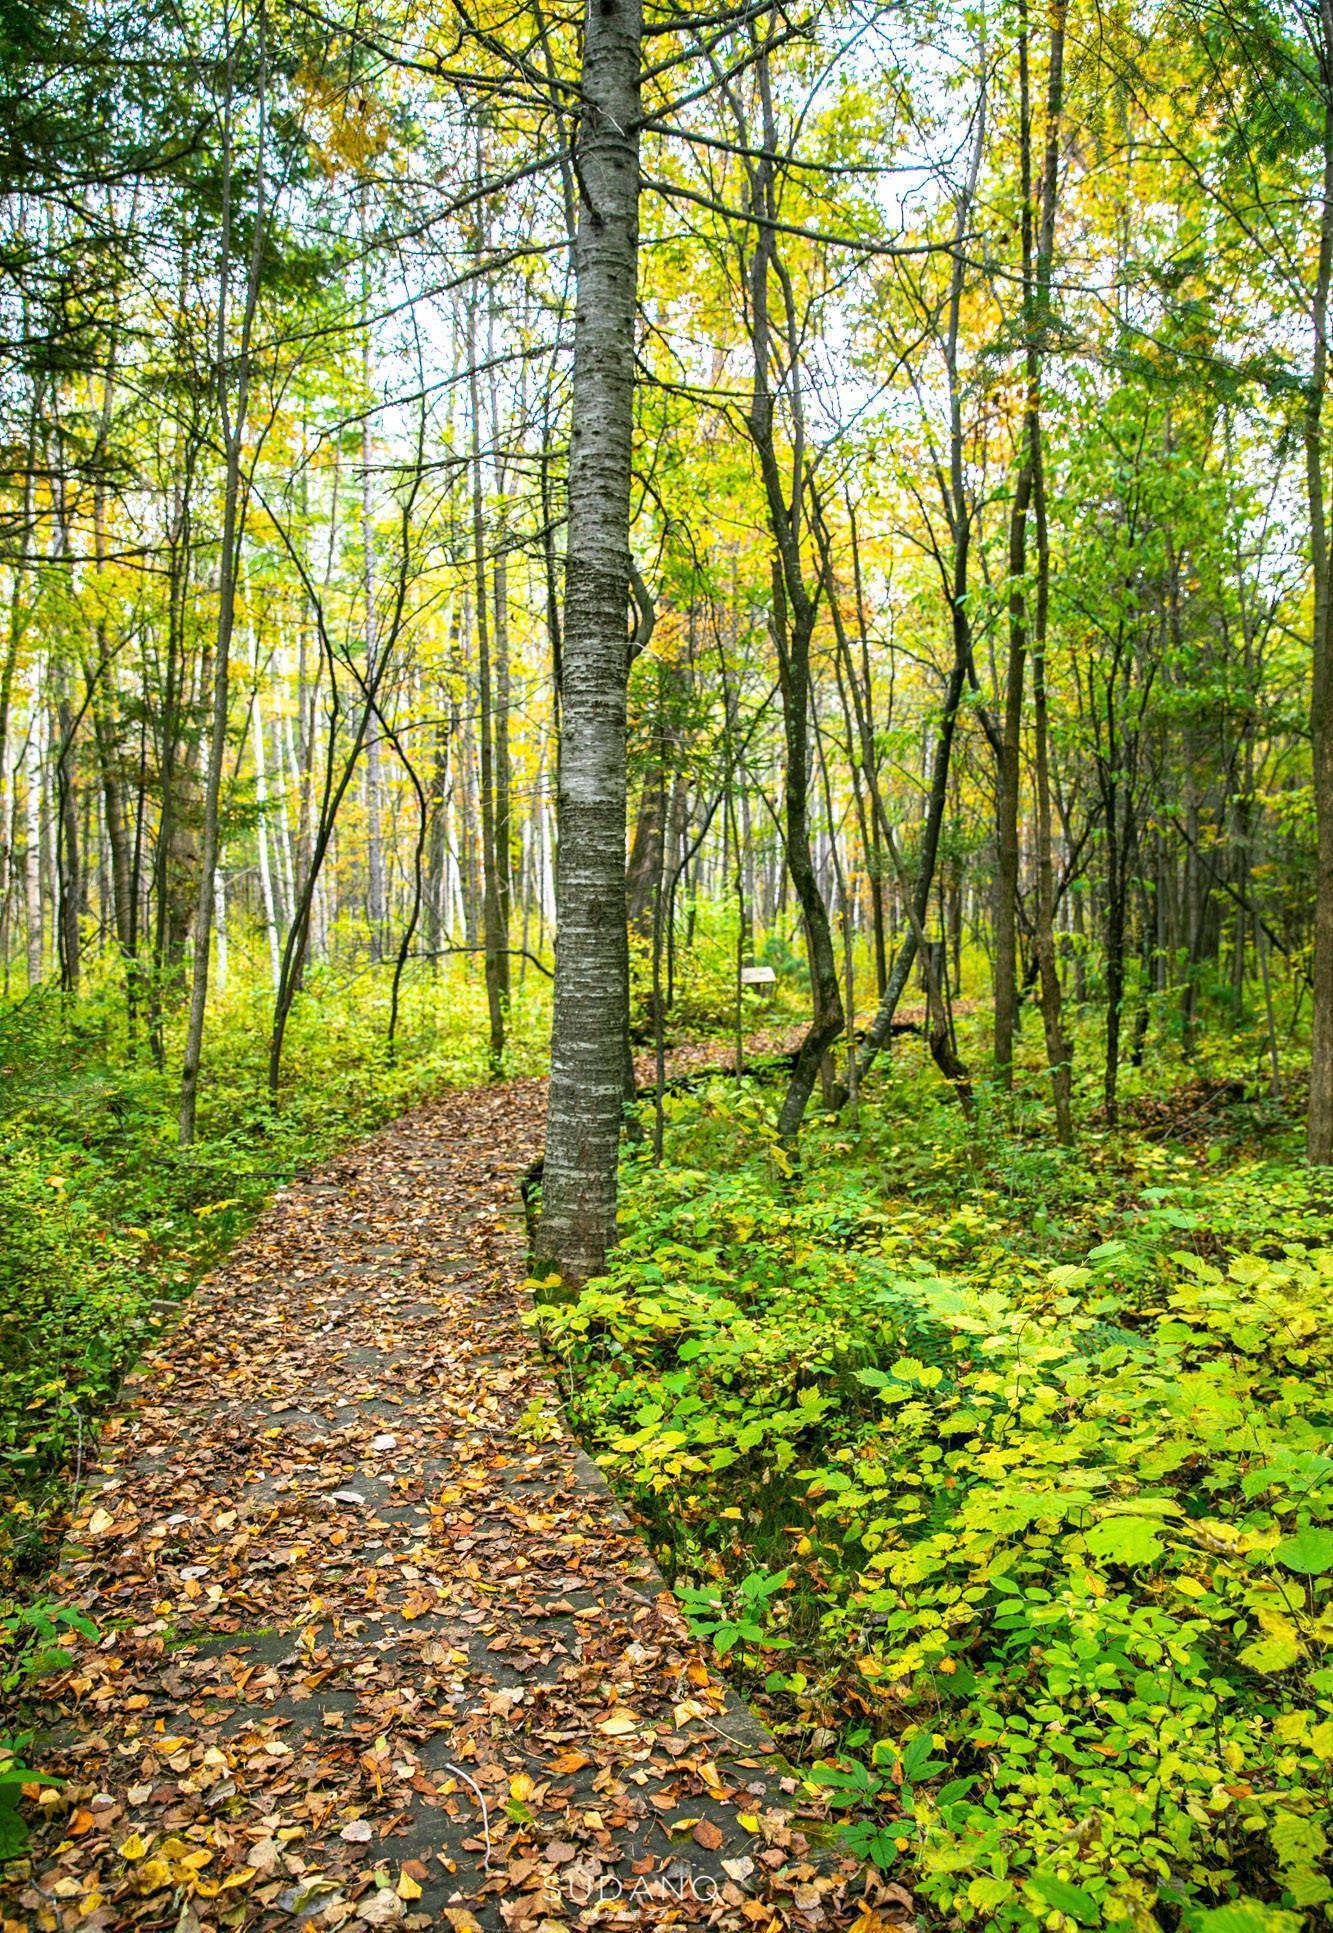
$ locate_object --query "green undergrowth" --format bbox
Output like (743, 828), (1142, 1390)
(538, 1037), (1333, 1932)
(0, 961), (548, 1590)
(1, 957), (549, 1849)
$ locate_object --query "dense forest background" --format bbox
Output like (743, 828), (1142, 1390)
(3, 0), (1327, 1141)
(6, 0), (1333, 1925)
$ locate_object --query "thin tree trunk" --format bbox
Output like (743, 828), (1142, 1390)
(361, 191), (387, 959)
(179, 16), (266, 1145)
(494, 547), (513, 981)
(54, 676), (80, 994)
(469, 286), (507, 1073)
(1307, 0), (1333, 1161)
(425, 709), (451, 961)
(739, 61), (844, 1144)
(251, 636), (282, 991)
(1023, 0), (1073, 1142)
(994, 462), (1032, 1082)
(214, 863), (229, 993)
(0, 363), (39, 927)
(24, 692), (43, 986)
(856, 66), (986, 1086)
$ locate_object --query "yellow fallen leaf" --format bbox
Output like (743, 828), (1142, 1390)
(397, 1872), (423, 1901)
(88, 1508), (115, 1537)
(598, 1715), (637, 1737)
(135, 1858), (173, 1892)
(118, 1832), (148, 1861)
(509, 1772), (535, 1802)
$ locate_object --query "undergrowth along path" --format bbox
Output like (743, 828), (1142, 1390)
(4, 1071), (877, 1933)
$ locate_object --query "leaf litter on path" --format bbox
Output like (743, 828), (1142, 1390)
(4, 1071), (905, 1932)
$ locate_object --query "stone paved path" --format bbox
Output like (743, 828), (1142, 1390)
(3, 1078), (870, 1933)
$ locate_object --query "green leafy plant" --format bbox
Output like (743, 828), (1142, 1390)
(540, 1041), (1333, 1928)
(0, 1598), (92, 1857)
(676, 1565), (793, 1658)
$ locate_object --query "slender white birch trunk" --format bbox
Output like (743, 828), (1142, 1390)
(24, 693), (43, 986)
(252, 672), (282, 991)
(178, 12), (267, 1144)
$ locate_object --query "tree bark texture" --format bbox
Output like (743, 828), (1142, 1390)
(535, 0), (642, 1286)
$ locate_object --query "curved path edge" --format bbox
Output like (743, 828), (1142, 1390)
(3, 1073), (888, 1933)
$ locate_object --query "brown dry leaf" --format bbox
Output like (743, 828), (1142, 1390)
(12, 1055), (857, 1933)
(596, 1714), (637, 1737)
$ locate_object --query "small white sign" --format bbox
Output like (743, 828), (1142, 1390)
(740, 965), (777, 986)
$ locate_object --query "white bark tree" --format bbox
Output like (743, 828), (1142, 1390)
(535, 0), (643, 1286)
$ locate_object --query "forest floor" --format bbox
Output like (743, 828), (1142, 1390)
(2, 1061), (893, 1933)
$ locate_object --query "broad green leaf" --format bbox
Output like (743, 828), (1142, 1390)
(1273, 1528), (1333, 1576)
(1026, 1870), (1098, 1924)
(1084, 1515), (1164, 1566)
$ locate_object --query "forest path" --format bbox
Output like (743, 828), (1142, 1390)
(7, 1067), (874, 1933)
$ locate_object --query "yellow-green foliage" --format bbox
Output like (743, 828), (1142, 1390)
(0, 963), (548, 1585)
(539, 1060), (1333, 1931)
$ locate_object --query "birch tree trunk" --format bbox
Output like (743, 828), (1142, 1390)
(994, 459), (1032, 1083)
(361, 189), (387, 959)
(1, 360), (39, 922)
(54, 673), (80, 994)
(493, 546), (513, 976)
(1027, 0), (1073, 1143)
(24, 689), (43, 986)
(179, 13), (266, 1145)
(469, 289), (508, 1071)
(251, 638), (282, 991)
(535, 0), (642, 1286)
(1307, 0), (1333, 1162)
(425, 710), (451, 962)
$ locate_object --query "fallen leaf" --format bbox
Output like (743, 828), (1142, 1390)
(357, 1890), (406, 1927)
